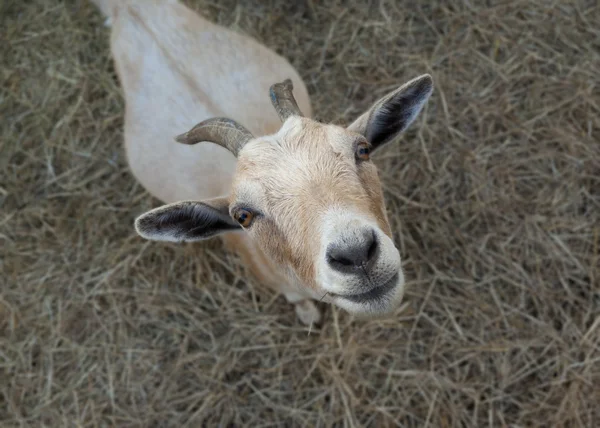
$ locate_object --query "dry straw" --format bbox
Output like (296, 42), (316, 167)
(1, 0), (599, 426)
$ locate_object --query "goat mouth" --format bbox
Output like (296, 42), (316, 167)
(336, 273), (399, 304)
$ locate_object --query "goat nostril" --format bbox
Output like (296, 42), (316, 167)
(366, 234), (378, 261)
(329, 254), (354, 267)
(326, 229), (379, 272)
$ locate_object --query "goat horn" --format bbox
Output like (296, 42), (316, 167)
(174, 117), (254, 157)
(269, 79), (303, 122)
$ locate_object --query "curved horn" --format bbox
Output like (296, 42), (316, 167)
(269, 79), (304, 122)
(174, 117), (254, 157)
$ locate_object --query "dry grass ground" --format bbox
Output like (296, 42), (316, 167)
(2, 0), (600, 426)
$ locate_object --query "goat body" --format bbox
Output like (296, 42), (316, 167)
(93, 0), (433, 325)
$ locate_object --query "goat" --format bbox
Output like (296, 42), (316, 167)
(92, 0), (433, 325)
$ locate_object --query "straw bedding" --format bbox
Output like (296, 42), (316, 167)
(2, 0), (599, 426)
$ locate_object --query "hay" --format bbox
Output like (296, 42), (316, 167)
(2, 0), (599, 426)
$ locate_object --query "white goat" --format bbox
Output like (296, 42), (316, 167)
(92, 0), (433, 325)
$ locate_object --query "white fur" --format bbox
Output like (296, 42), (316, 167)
(331, 272), (405, 316)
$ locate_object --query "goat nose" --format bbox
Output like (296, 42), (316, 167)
(326, 229), (379, 273)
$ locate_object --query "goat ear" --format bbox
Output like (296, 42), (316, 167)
(347, 74), (433, 151)
(134, 197), (240, 243)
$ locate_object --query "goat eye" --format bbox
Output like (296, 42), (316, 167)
(234, 209), (254, 227)
(356, 142), (371, 161)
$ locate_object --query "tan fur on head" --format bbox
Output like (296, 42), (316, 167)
(227, 74), (431, 315)
(231, 117), (389, 287)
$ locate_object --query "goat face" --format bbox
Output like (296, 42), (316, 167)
(135, 74), (433, 317)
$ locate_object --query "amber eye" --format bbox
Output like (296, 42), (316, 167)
(234, 209), (254, 227)
(356, 141), (371, 161)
